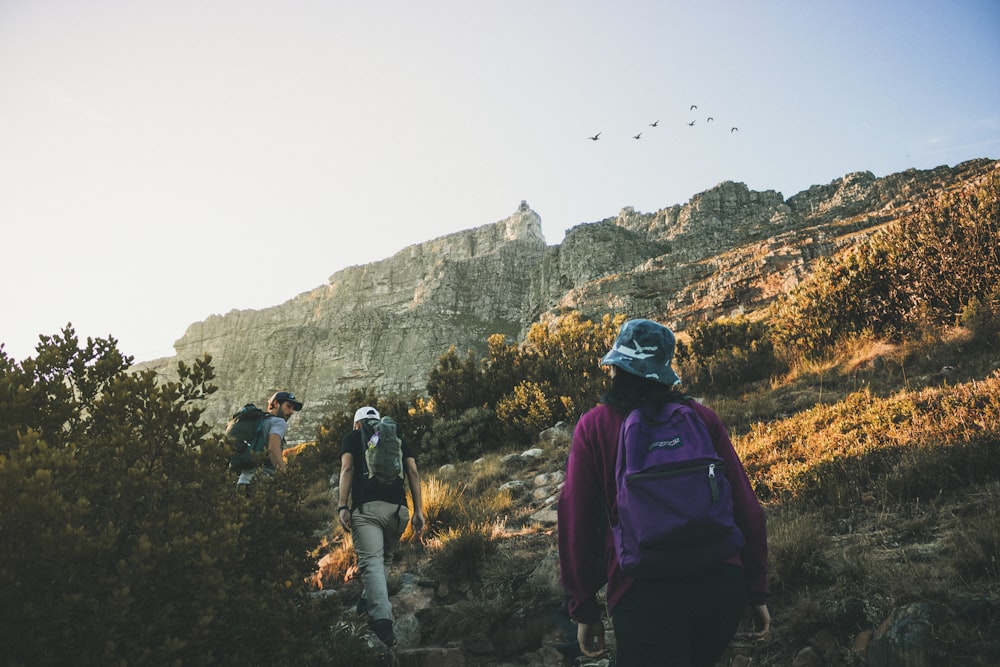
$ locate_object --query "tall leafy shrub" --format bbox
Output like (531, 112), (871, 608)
(521, 312), (624, 421)
(681, 316), (779, 392)
(422, 313), (623, 449)
(426, 347), (485, 419)
(0, 327), (343, 667)
(774, 171), (1000, 356)
(419, 406), (503, 467)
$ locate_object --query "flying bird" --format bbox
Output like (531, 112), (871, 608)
(707, 117), (714, 122)
(687, 120), (696, 126)
(649, 120), (659, 127)
(633, 132), (642, 140)
(588, 132), (601, 141)
(731, 127), (739, 133)
(690, 104), (698, 110)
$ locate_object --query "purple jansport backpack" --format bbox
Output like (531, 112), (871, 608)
(613, 401), (744, 577)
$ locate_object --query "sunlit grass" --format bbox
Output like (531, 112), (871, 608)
(425, 519), (504, 580)
(310, 533), (357, 590)
(735, 374), (1000, 504)
(721, 368), (1000, 659)
(404, 476), (513, 541)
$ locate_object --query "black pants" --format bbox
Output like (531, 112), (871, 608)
(611, 564), (746, 667)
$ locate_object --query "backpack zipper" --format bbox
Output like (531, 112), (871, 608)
(628, 462), (725, 502)
(708, 463), (720, 502)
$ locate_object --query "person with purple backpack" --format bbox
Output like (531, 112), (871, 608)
(558, 318), (770, 666)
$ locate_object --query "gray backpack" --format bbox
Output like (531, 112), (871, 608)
(363, 416), (404, 488)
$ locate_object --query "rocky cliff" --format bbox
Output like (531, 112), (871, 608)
(539, 159), (997, 329)
(138, 159), (998, 439)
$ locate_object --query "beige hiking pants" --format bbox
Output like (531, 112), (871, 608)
(351, 500), (409, 621)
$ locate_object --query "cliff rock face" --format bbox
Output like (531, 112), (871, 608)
(139, 160), (998, 438)
(149, 202), (546, 432)
(538, 159), (997, 330)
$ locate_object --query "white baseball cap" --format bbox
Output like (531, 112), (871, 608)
(353, 406), (380, 423)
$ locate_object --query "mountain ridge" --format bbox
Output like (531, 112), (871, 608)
(137, 158), (999, 438)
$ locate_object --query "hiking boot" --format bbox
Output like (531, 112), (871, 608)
(371, 618), (396, 648)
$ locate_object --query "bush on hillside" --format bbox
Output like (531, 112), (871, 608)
(426, 347), (485, 420)
(678, 316), (780, 393)
(420, 313), (621, 452)
(0, 327), (360, 667)
(774, 171), (1000, 357)
(495, 380), (564, 444)
(419, 406), (503, 468)
(520, 312), (624, 420)
(960, 287), (1000, 347)
(482, 332), (530, 408)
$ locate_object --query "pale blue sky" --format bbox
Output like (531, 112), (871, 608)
(2, 0), (998, 362)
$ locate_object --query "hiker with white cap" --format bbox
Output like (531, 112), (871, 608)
(337, 405), (425, 649)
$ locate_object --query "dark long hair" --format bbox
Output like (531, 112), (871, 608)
(601, 369), (687, 415)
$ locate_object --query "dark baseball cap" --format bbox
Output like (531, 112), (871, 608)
(270, 391), (303, 411)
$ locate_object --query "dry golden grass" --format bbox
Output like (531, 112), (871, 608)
(311, 533), (357, 590)
(721, 366), (1000, 662)
(424, 519), (505, 580)
(841, 337), (899, 376)
(767, 508), (834, 590)
(404, 476), (513, 540)
(946, 481), (1000, 579)
(735, 373), (1000, 504)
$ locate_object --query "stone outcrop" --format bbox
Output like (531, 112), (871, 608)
(137, 160), (998, 438)
(142, 202), (547, 435)
(537, 158), (997, 330)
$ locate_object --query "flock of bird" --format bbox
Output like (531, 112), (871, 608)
(588, 104), (738, 142)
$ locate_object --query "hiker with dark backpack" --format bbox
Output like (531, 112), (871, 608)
(231, 391), (303, 494)
(558, 319), (770, 666)
(337, 406), (425, 649)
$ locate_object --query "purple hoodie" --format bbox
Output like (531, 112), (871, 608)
(557, 401), (769, 623)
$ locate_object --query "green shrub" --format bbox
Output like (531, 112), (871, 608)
(419, 313), (621, 454)
(773, 171), (1000, 358)
(521, 312), (623, 420)
(495, 380), (561, 445)
(419, 407), (503, 468)
(426, 347), (486, 419)
(681, 316), (780, 392)
(0, 326), (353, 667)
(960, 288), (1000, 347)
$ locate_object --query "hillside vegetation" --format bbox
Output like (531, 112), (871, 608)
(1, 171), (997, 665)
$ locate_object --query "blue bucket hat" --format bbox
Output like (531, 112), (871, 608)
(601, 318), (682, 386)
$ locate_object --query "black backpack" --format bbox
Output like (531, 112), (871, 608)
(226, 404), (271, 471)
